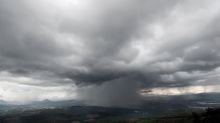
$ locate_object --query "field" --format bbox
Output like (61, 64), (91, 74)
(0, 106), (220, 123)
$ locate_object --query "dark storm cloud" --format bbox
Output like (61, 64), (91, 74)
(0, 0), (179, 84)
(0, 0), (220, 105)
(59, 0), (179, 58)
(76, 76), (141, 107)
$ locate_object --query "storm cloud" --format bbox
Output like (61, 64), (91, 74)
(0, 0), (220, 106)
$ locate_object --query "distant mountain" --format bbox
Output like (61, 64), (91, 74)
(0, 100), (7, 105)
(139, 93), (220, 116)
(29, 99), (83, 107)
(1, 93), (220, 116)
(0, 99), (83, 113)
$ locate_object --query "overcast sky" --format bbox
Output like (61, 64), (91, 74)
(0, 0), (220, 106)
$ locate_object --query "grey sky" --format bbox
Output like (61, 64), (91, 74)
(0, 0), (220, 106)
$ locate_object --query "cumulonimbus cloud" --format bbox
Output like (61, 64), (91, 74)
(0, 0), (220, 105)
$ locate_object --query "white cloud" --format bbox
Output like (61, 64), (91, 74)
(141, 85), (220, 96)
(0, 71), (77, 103)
